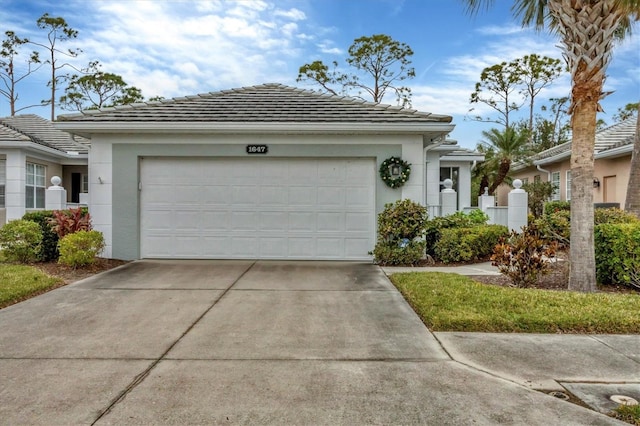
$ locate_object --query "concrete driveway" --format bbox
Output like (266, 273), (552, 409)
(0, 260), (620, 425)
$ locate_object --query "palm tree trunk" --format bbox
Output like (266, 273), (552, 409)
(568, 93), (597, 292)
(624, 103), (640, 216)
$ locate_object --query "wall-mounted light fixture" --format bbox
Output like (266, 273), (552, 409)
(391, 165), (401, 176)
(98, 177), (104, 184)
(593, 177), (600, 188)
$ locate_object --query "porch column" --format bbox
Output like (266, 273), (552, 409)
(5, 149), (26, 222)
(424, 150), (441, 208)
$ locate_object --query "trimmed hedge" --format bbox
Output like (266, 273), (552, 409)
(424, 211), (488, 257)
(595, 223), (640, 289)
(22, 210), (59, 261)
(434, 224), (508, 264)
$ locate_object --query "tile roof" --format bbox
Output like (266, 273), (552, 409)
(533, 117), (637, 163)
(57, 83), (453, 124)
(0, 114), (89, 154)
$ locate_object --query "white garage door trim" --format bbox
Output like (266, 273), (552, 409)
(140, 157), (375, 260)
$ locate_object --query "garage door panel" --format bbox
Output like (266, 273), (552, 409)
(288, 187), (316, 206)
(317, 187), (344, 206)
(201, 211), (230, 230)
(317, 212), (344, 232)
(141, 158), (374, 260)
(259, 212), (288, 231)
(317, 238), (344, 257)
(231, 212), (258, 230)
(259, 186), (287, 206)
(289, 212), (316, 232)
(144, 210), (173, 230)
(174, 210), (201, 230)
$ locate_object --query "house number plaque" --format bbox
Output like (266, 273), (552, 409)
(246, 145), (268, 154)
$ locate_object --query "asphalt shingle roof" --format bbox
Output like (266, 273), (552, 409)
(0, 114), (89, 154)
(57, 83), (453, 124)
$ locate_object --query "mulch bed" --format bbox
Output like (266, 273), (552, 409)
(34, 258), (129, 284)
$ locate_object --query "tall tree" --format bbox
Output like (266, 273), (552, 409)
(463, 0), (640, 292)
(60, 61), (144, 111)
(469, 61), (524, 129)
(514, 54), (564, 133)
(31, 13), (80, 120)
(0, 31), (41, 115)
(625, 103), (640, 216)
(297, 34), (415, 106)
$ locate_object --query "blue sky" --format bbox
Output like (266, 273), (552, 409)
(1, 0), (638, 148)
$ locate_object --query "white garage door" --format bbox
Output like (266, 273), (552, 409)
(140, 157), (375, 260)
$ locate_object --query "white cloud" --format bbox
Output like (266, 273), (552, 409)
(476, 24), (527, 36)
(274, 8), (306, 21)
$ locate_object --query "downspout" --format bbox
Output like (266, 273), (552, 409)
(536, 164), (551, 181)
(471, 160), (477, 171)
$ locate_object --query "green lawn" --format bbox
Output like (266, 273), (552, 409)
(0, 264), (63, 309)
(391, 272), (640, 334)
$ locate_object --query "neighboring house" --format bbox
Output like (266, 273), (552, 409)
(0, 115), (89, 225)
(56, 83), (481, 261)
(500, 117), (637, 207)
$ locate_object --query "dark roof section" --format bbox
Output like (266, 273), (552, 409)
(57, 83), (453, 124)
(0, 114), (89, 154)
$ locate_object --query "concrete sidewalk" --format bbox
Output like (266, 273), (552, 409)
(382, 260), (501, 275)
(0, 260), (635, 424)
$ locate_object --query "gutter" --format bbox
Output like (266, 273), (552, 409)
(595, 144), (632, 160)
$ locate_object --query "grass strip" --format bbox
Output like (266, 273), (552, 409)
(391, 272), (640, 334)
(0, 264), (64, 309)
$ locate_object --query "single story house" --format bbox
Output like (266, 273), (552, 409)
(499, 117), (637, 207)
(56, 83), (482, 261)
(0, 114), (88, 225)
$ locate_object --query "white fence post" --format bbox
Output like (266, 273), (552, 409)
(478, 186), (495, 213)
(440, 178), (457, 217)
(45, 176), (67, 211)
(508, 179), (528, 232)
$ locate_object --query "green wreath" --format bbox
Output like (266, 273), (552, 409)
(379, 156), (411, 188)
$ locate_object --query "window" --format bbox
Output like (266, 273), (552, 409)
(25, 162), (46, 209)
(81, 174), (89, 193)
(534, 175), (541, 183)
(551, 171), (560, 201)
(566, 170), (572, 201)
(0, 159), (5, 208)
(522, 177), (529, 185)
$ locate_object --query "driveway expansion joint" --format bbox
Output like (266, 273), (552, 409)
(89, 260), (257, 425)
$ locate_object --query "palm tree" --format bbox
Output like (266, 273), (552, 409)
(475, 127), (530, 195)
(463, 0), (640, 292)
(625, 104), (640, 216)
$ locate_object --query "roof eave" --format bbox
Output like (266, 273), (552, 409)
(0, 141), (87, 159)
(595, 144), (632, 159)
(54, 121), (455, 138)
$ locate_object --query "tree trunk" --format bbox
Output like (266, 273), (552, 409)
(568, 75), (599, 292)
(624, 103), (640, 217)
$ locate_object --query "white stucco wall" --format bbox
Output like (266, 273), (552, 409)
(88, 141), (113, 258)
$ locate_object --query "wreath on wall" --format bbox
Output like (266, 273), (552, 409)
(379, 156), (411, 189)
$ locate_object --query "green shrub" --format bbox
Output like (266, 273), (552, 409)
(594, 208), (640, 225)
(491, 223), (559, 288)
(372, 240), (426, 266)
(0, 219), (43, 263)
(466, 209), (489, 225)
(376, 199), (427, 242)
(58, 230), (105, 268)
(372, 199), (427, 266)
(22, 210), (59, 261)
(544, 201), (570, 215)
(594, 223), (640, 289)
(533, 210), (571, 247)
(424, 211), (480, 257)
(434, 225), (508, 264)
(522, 181), (555, 218)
